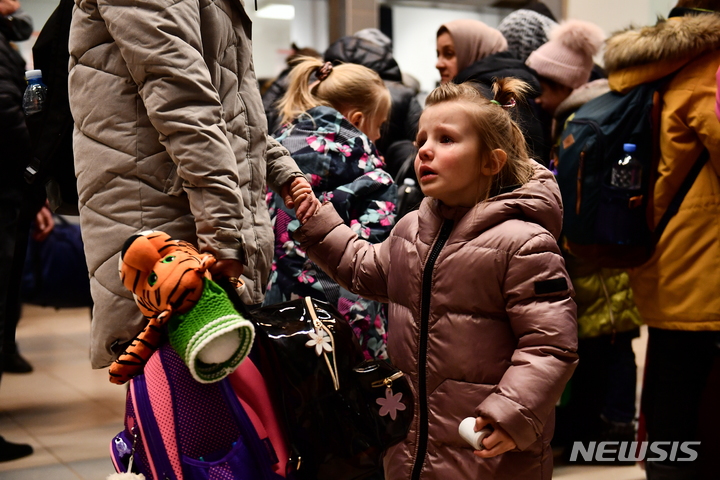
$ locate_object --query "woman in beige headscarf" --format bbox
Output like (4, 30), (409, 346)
(435, 18), (550, 165)
(436, 19), (508, 84)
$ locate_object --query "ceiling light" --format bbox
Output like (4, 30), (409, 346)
(257, 4), (295, 20)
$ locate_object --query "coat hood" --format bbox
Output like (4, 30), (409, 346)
(454, 51), (541, 95)
(324, 36), (402, 82)
(419, 162), (563, 245)
(604, 13), (720, 75)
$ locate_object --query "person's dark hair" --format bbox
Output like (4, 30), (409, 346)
(674, 0), (720, 10)
(536, 74), (573, 94)
(287, 43), (322, 67)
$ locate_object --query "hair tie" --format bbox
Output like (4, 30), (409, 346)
(490, 98), (516, 109)
(309, 62), (333, 91)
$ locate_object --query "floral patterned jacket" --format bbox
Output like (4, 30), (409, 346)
(265, 106), (397, 359)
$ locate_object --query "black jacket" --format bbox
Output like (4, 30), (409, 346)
(324, 36), (421, 178)
(454, 51), (551, 166)
(0, 27), (32, 185)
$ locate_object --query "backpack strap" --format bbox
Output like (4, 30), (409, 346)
(652, 148), (710, 242)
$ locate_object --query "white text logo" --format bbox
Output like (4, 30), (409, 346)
(569, 441), (700, 462)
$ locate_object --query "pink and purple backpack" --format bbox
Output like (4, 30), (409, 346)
(110, 343), (289, 480)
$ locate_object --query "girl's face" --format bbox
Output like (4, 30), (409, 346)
(535, 79), (573, 115)
(436, 32), (458, 85)
(344, 106), (388, 143)
(414, 102), (489, 207)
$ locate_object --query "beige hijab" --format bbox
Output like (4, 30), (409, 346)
(440, 19), (508, 74)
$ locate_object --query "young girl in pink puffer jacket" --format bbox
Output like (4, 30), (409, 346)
(289, 80), (578, 480)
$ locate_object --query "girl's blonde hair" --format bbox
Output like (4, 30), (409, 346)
(278, 57), (392, 127)
(424, 79), (536, 201)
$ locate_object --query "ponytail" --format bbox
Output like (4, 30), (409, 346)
(278, 57), (391, 128)
(278, 57), (332, 126)
(491, 77), (531, 109)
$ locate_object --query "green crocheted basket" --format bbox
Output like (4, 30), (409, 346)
(168, 278), (254, 383)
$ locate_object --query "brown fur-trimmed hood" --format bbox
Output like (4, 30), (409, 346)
(604, 13), (720, 74)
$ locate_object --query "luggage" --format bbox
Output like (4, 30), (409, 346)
(20, 215), (92, 308)
(243, 295), (414, 480)
(109, 262), (412, 480)
(110, 343), (288, 480)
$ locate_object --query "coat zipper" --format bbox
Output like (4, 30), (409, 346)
(410, 219), (454, 480)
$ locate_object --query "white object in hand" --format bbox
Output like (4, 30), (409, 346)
(458, 417), (492, 451)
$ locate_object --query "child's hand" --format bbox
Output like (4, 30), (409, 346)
(282, 176), (320, 224)
(472, 416), (517, 459)
(295, 193), (321, 224)
(281, 176), (311, 209)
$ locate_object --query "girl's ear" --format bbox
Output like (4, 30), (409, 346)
(481, 149), (508, 176)
(348, 110), (363, 128)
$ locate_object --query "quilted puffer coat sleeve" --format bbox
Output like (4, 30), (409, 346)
(97, 0), (245, 260)
(294, 202), (391, 303)
(265, 134), (305, 194)
(475, 232), (578, 450)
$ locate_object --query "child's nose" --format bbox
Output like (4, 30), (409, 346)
(418, 143), (432, 160)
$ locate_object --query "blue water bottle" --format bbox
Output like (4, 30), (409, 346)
(610, 143), (642, 190)
(22, 69), (48, 116)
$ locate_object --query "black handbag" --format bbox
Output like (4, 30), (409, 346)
(222, 283), (413, 480)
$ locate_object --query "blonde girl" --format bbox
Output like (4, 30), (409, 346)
(277, 57), (391, 141)
(292, 79), (578, 479)
(265, 58), (396, 360)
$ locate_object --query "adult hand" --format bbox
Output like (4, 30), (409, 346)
(0, 0), (21, 16)
(209, 258), (244, 284)
(33, 204), (54, 242)
(472, 416), (517, 459)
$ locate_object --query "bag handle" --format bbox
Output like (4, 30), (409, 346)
(304, 296), (340, 391)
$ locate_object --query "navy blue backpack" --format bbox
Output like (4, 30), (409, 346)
(556, 80), (708, 268)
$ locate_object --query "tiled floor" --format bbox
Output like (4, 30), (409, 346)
(0, 305), (648, 479)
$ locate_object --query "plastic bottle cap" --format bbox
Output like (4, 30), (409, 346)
(623, 143), (637, 153)
(25, 69), (42, 80)
(402, 178), (416, 186)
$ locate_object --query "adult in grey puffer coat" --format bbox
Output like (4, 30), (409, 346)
(295, 163), (578, 479)
(69, 0), (306, 368)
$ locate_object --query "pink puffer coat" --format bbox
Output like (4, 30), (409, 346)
(295, 163), (578, 479)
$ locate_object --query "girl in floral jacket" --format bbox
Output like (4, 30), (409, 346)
(264, 57), (396, 359)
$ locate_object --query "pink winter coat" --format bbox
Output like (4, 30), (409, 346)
(295, 163), (578, 479)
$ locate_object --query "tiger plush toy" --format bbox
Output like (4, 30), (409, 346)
(110, 231), (216, 384)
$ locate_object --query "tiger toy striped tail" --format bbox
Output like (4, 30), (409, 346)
(110, 231), (216, 385)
